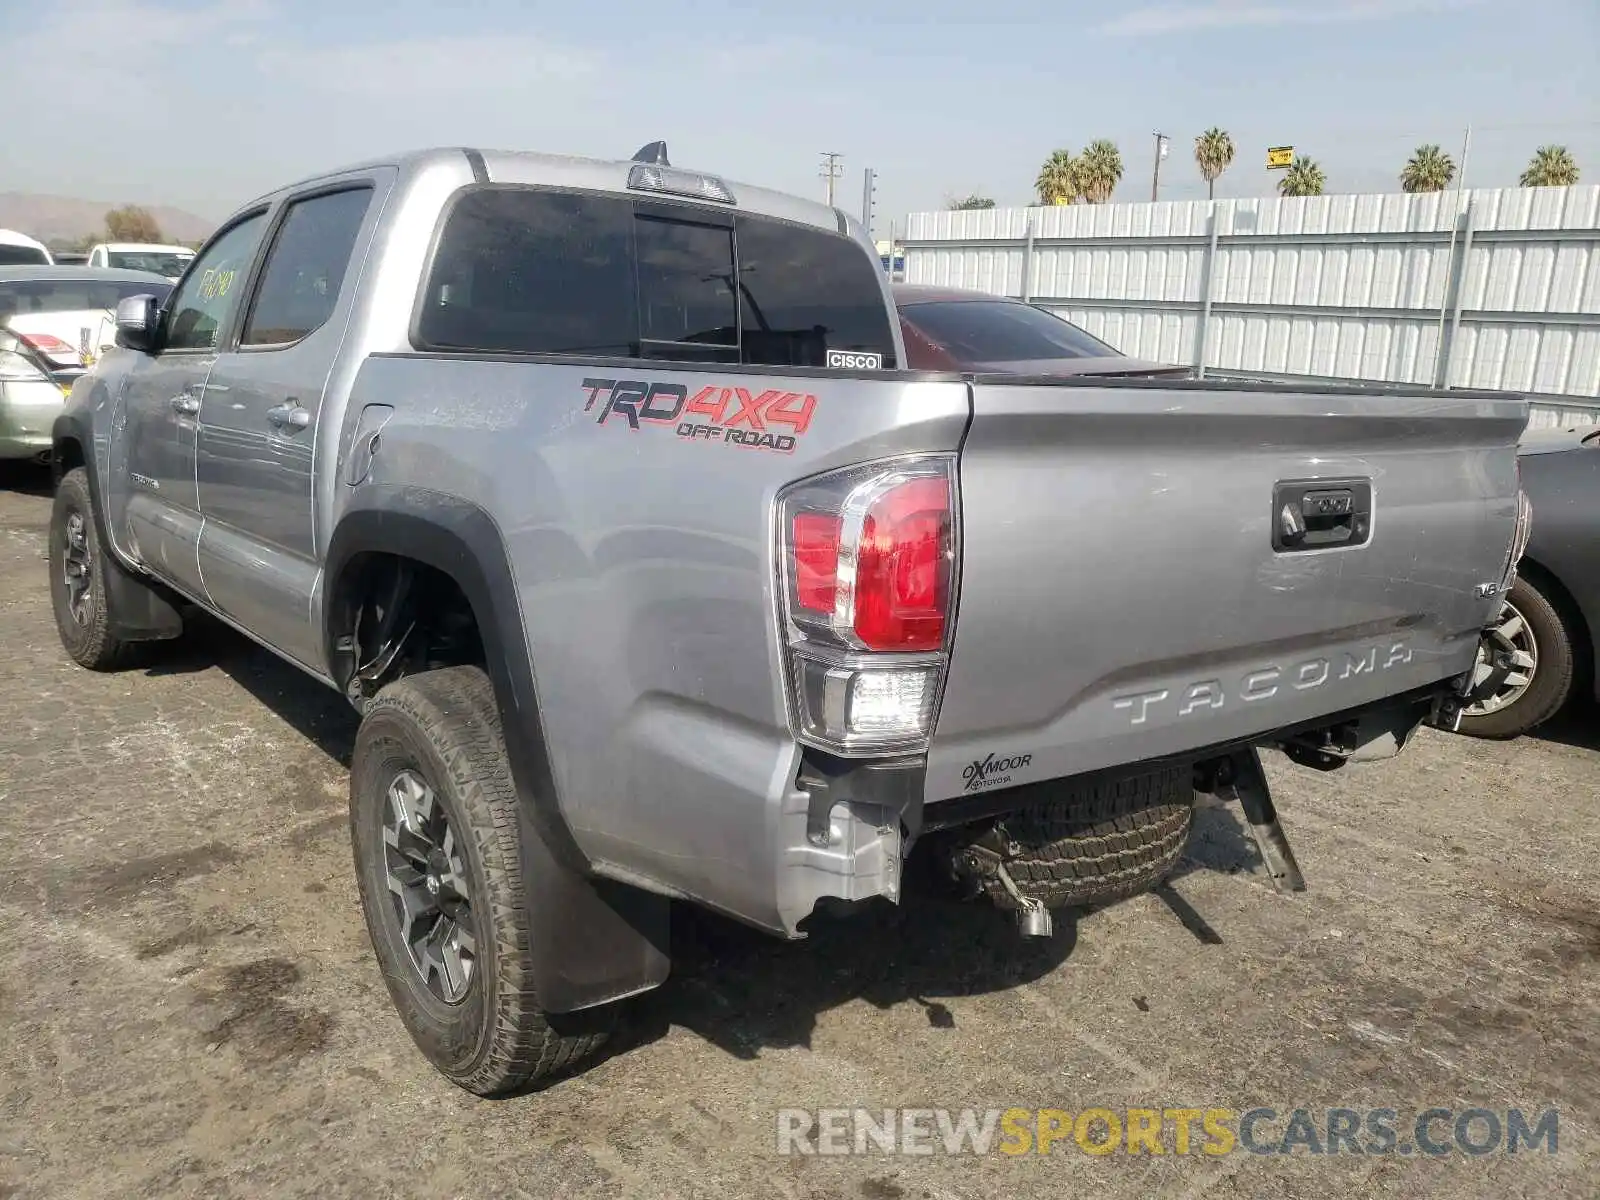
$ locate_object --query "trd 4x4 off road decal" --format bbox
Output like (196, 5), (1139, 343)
(581, 378), (816, 453)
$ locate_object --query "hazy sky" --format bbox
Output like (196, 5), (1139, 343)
(4, 0), (1596, 230)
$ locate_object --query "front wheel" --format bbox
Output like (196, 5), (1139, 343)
(1458, 575), (1576, 739)
(49, 468), (134, 670)
(349, 665), (611, 1095)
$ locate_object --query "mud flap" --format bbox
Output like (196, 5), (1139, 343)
(519, 803), (672, 1014)
(102, 558), (186, 642)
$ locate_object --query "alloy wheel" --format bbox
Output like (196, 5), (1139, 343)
(1465, 602), (1539, 717)
(382, 768), (478, 1003)
(61, 510), (94, 626)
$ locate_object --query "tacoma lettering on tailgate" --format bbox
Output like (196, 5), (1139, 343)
(1112, 640), (1415, 727)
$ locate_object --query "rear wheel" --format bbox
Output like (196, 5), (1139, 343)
(350, 665), (610, 1095)
(970, 765), (1194, 910)
(1459, 575), (1576, 739)
(49, 468), (134, 671)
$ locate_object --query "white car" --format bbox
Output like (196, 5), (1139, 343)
(0, 229), (53, 266)
(0, 265), (172, 462)
(85, 242), (194, 281)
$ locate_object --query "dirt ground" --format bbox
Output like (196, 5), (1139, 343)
(1, 464), (1597, 1200)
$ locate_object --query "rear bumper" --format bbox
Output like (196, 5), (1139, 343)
(924, 628), (1485, 804)
(575, 700), (918, 939)
(0, 381), (67, 459)
(582, 672), (1470, 939)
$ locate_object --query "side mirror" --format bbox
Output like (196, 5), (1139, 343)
(114, 294), (160, 353)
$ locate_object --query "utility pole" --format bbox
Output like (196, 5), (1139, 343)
(861, 168), (877, 236)
(1457, 124), (1473, 191)
(820, 152), (844, 206)
(1151, 131), (1170, 202)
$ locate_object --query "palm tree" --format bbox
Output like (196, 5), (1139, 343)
(1077, 139), (1124, 204)
(1278, 156), (1327, 198)
(1520, 145), (1580, 188)
(1194, 128), (1235, 201)
(1400, 144), (1455, 193)
(1035, 149), (1081, 206)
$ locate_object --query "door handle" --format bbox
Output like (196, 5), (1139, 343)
(1272, 480), (1372, 552)
(267, 401), (311, 431)
(170, 390), (201, 415)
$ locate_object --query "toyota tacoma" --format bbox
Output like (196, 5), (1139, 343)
(49, 143), (1530, 1094)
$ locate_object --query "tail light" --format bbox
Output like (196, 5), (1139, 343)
(1500, 486), (1533, 596)
(0, 331), (51, 383)
(777, 456), (958, 755)
(0, 349), (49, 383)
(18, 332), (81, 365)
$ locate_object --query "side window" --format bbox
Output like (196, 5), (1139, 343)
(417, 189), (636, 356)
(735, 217), (898, 368)
(163, 214), (266, 351)
(240, 188), (372, 347)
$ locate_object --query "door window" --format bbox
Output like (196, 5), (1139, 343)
(417, 189), (638, 356)
(240, 188), (372, 347)
(163, 214), (266, 351)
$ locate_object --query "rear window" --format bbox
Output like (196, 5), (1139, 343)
(415, 187), (896, 367)
(0, 245), (51, 266)
(0, 278), (172, 318)
(107, 251), (192, 277)
(901, 300), (1119, 364)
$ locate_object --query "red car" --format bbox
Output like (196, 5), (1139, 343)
(894, 284), (1191, 378)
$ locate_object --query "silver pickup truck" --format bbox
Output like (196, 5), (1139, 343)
(49, 144), (1530, 1095)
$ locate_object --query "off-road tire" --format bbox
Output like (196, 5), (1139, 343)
(980, 764), (1194, 909)
(350, 665), (611, 1095)
(1458, 574), (1577, 740)
(49, 467), (135, 671)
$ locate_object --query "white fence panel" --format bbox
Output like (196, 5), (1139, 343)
(901, 185), (1600, 412)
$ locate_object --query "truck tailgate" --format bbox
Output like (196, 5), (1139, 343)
(927, 380), (1526, 802)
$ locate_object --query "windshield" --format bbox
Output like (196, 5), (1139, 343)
(0, 278), (172, 319)
(901, 299), (1122, 363)
(107, 251), (192, 276)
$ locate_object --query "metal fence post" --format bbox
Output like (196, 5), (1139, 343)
(1020, 217), (1036, 302)
(1193, 202), (1221, 378)
(1436, 199), (1478, 390)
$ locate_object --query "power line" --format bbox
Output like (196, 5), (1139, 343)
(1151, 131), (1169, 202)
(819, 151), (844, 206)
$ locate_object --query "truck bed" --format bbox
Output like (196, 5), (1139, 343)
(924, 377), (1525, 802)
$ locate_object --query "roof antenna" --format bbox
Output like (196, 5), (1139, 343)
(632, 141), (670, 166)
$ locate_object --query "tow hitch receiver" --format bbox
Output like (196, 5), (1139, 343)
(1205, 747), (1306, 894)
(991, 860), (1054, 939)
(949, 833), (1055, 939)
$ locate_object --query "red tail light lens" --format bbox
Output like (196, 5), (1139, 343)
(854, 477), (950, 651)
(792, 512), (842, 613)
(19, 332), (78, 360)
(777, 455), (958, 755)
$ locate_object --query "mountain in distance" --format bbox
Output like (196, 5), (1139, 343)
(0, 192), (215, 244)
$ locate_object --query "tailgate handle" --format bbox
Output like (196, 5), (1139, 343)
(1273, 480), (1372, 552)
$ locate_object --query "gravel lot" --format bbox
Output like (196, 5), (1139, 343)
(1, 464), (1597, 1200)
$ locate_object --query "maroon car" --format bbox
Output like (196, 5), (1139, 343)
(894, 284), (1191, 378)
